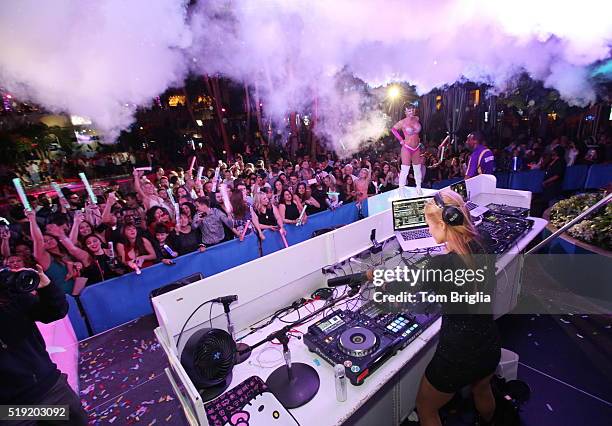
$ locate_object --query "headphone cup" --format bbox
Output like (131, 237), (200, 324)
(434, 193), (465, 226)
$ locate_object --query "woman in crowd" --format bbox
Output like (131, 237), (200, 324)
(278, 189), (307, 225)
(26, 210), (76, 294)
(414, 190), (500, 426)
(133, 169), (165, 210)
(69, 211), (106, 246)
(250, 193), (286, 240)
(80, 235), (123, 284)
(340, 174), (356, 204)
(295, 182), (321, 215)
(174, 212), (202, 255)
(145, 206), (174, 237)
(221, 186), (262, 241)
(355, 168), (375, 203)
(179, 202), (197, 221)
(116, 223), (157, 273)
(272, 179), (285, 205)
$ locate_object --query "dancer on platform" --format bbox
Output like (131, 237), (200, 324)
(392, 106), (423, 195)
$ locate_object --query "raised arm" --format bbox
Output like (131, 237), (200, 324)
(219, 183), (233, 216)
(26, 209), (51, 270)
(132, 169), (149, 203)
(101, 192), (117, 225)
(69, 210), (85, 244)
(1, 228), (11, 259)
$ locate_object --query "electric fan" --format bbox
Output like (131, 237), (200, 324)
(180, 328), (236, 401)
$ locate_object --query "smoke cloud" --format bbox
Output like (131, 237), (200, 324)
(0, 0), (191, 141)
(1, 0), (610, 149)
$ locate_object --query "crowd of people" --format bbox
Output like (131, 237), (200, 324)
(1, 128), (610, 293)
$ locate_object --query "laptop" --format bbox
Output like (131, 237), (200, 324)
(449, 180), (489, 218)
(392, 197), (440, 251)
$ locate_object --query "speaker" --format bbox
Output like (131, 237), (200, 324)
(149, 273), (204, 315)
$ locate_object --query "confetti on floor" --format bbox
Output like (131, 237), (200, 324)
(78, 315), (187, 425)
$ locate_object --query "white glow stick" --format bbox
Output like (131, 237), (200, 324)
(196, 166), (204, 182)
(134, 166), (152, 172)
(12, 178), (31, 211)
(440, 146), (445, 162)
(296, 205), (307, 226)
(166, 188), (176, 205)
(211, 167), (220, 192)
(174, 203), (180, 222)
(189, 156), (196, 171)
(51, 182), (70, 208)
(78, 173), (97, 204)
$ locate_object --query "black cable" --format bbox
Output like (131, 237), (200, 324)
(176, 300), (214, 350)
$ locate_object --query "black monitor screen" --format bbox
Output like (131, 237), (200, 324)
(450, 180), (468, 201)
(392, 197), (432, 231)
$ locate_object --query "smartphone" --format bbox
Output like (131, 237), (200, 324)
(307, 178), (317, 185)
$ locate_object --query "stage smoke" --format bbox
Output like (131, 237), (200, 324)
(1, 0), (610, 147)
(0, 0), (191, 141)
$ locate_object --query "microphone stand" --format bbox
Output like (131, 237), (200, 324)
(221, 300), (252, 364)
(240, 284), (362, 408)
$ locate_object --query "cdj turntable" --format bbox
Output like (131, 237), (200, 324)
(485, 203), (530, 218)
(304, 302), (440, 385)
(477, 212), (534, 255)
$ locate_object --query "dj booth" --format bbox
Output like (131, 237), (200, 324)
(153, 175), (547, 426)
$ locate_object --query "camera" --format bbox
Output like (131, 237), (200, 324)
(0, 268), (40, 294)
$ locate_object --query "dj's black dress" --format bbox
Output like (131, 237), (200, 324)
(422, 242), (501, 393)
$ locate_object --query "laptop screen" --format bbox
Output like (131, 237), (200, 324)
(450, 180), (468, 201)
(392, 197), (433, 231)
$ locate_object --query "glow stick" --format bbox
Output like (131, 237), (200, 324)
(189, 156), (196, 171)
(78, 173), (97, 204)
(12, 178), (31, 211)
(280, 230), (289, 248)
(196, 166), (204, 182)
(166, 188), (176, 205)
(296, 205), (307, 226)
(51, 182), (70, 208)
(211, 167), (220, 192)
(174, 203), (180, 222)
(240, 220), (251, 239)
(134, 166), (152, 172)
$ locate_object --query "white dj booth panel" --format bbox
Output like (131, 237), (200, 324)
(465, 174), (532, 209)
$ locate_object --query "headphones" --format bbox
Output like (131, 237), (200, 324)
(433, 192), (465, 226)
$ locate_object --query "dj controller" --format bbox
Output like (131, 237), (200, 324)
(476, 211), (534, 256)
(304, 301), (441, 385)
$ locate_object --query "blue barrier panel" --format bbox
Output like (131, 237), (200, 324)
(80, 234), (259, 334)
(584, 164), (612, 189)
(261, 202), (361, 256)
(562, 165), (589, 191)
(66, 295), (89, 340)
(509, 170), (544, 193)
(494, 172), (510, 189)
